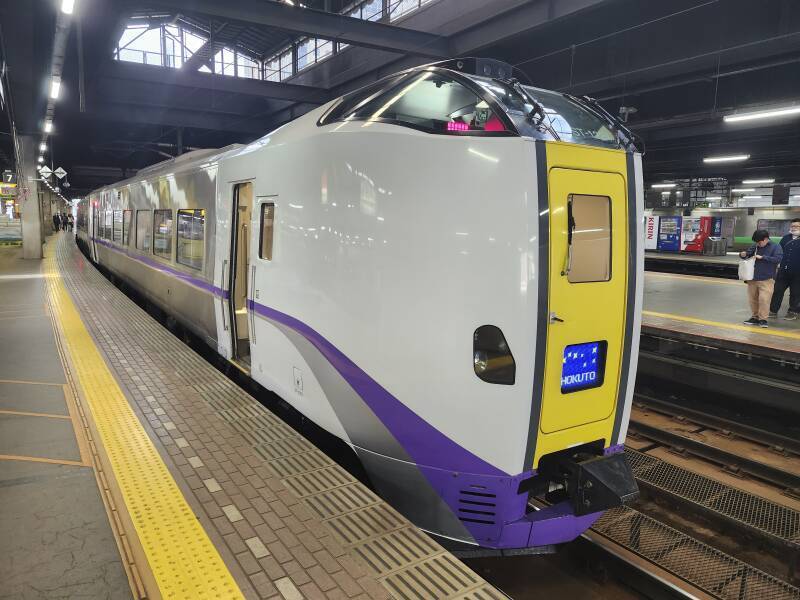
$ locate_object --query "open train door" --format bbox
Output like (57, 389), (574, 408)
(215, 181), (253, 369)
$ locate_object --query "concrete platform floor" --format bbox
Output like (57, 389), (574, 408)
(643, 271), (800, 356)
(0, 241), (130, 600)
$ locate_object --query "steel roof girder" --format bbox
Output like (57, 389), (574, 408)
(146, 0), (452, 58)
(102, 60), (329, 104)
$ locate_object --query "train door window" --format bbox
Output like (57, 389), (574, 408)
(122, 210), (132, 245)
(112, 211), (123, 242)
(153, 209), (173, 259)
(259, 203), (275, 260)
(176, 209), (205, 270)
(136, 210), (152, 252)
(104, 210), (113, 240)
(566, 194), (612, 283)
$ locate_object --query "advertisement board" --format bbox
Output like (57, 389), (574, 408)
(644, 215), (660, 250)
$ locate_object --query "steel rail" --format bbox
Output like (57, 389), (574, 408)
(628, 418), (800, 493)
(634, 393), (800, 456)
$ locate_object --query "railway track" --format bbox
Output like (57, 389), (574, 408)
(625, 390), (800, 590)
(630, 393), (800, 496)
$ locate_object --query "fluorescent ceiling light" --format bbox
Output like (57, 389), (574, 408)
(38, 156), (44, 162)
(742, 196), (762, 199)
(61, 0), (74, 14)
(50, 78), (61, 100)
(703, 154), (749, 163)
(732, 188), (755, 193)
(43, 121), (52, 133)
(39, 142), (46, 152)
(724, 105), (800, 123)
(742, 179), (774, 184)
(706, 196), (722, 200)
(651, 183), (676, 189)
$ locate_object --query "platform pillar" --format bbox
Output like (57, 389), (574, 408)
(19, 135), (43, 259)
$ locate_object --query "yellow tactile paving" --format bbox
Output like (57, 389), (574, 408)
(43, 253), (245, 600)
(643, 310), (800, 340)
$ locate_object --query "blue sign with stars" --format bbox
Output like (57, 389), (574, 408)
(561, 341), (606, 393)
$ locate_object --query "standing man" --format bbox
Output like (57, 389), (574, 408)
(52, 212), (61, 232)
(769, 218), (800, 320)
(740, 229), (783, 328)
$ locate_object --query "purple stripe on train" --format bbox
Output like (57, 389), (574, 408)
(91, 236), (228, 299)
(248, 299), (612, 548)
(89, 232), (613, 547)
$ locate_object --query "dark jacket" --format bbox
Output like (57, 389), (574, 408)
(777, 234), (800, 275)
(744, 240), (783, 281)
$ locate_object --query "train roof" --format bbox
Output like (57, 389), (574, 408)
(86, 143), (244, 197)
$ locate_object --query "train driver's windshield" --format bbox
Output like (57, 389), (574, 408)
(472, 76), (622, 149)
(344, 71), (510, 134)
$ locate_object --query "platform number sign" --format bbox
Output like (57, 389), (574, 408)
(54, 167), (67, 180)
(3, 170), (15, 184)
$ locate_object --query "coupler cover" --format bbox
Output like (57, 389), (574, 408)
(568, 452), (639, 516)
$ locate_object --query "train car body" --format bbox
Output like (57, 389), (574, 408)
(76, 60), (641, 549)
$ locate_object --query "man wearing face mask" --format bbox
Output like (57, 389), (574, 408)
(769, 218), (800, 321)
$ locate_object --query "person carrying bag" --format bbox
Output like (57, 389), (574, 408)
(739, 229), (783, 328)
(738, 255), (755, 281)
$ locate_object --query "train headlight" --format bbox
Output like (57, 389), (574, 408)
(473, 325), (515, 385)
(473, 350), (489, 373)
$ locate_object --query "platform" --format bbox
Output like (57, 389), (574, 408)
(646, 251), (740, 265)
(1, 233), (501, 600)
(645, 251), (739, 279)
(643, 272), (800, 360)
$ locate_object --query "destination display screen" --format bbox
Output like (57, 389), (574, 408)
(561, 341), (607, 393)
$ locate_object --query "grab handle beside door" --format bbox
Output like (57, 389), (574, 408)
(249, 264), (257, 345)
(220, 259), (229, 331)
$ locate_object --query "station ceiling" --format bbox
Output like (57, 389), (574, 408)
(1, 0), (799, 197)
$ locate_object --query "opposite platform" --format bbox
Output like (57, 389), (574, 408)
(45, 232), (503, 600)
(643, 272), (800, 360)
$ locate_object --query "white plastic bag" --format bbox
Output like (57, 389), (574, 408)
(738, 257), (755, 281)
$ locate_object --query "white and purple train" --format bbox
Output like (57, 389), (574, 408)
(77, 59), (642, 550)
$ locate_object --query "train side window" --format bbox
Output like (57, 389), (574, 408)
(112, 211), (123, 242)
(153, 209), (173, 260)
(259, 203), (275, 260)
(566, 194), (612, 283)
(176, 209), (205, 270)
(122, 210), (132, 245)
(136, 210), (152, 252)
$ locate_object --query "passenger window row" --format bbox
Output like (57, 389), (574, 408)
(97, 207), (206, 271)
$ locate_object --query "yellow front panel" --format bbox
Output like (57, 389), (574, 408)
(534, 143), (629, 466)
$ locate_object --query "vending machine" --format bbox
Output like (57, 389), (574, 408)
(644, 215), (660, 250)
(681, 216), (713, 253)
(657, 216), (681, 252)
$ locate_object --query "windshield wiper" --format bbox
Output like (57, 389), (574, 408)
(493, 77), (561, 141)
(563, 92), (645, 154)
